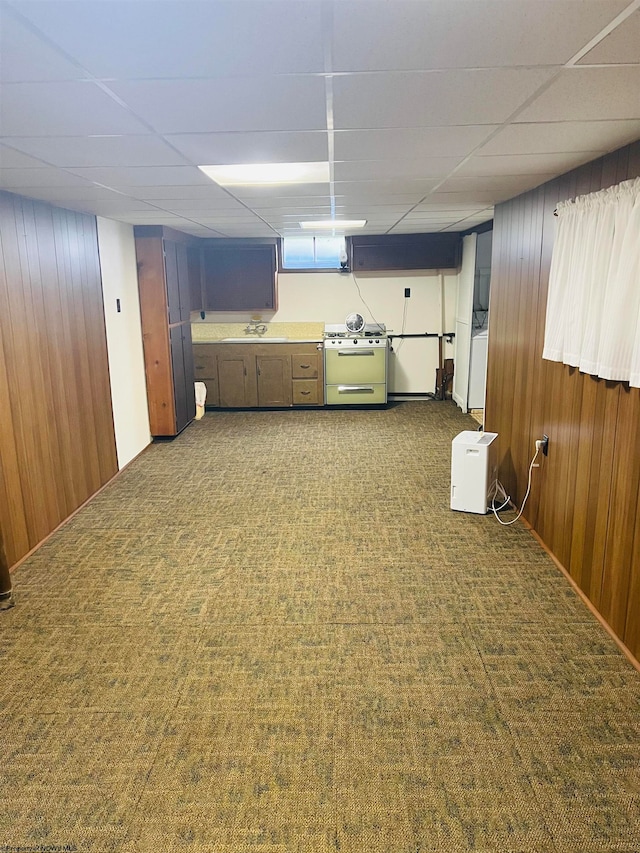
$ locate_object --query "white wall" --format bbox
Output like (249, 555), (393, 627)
(194, 269), (458, 395)
(452, 234), (477, 413)
(97, 218), (151, 468)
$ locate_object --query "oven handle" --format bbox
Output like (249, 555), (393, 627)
(337, 385), (375, 394)
(336, 349), (376, 356)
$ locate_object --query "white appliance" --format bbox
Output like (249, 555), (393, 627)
(450, 430), (498, 514)
(468, 329), (488, 410)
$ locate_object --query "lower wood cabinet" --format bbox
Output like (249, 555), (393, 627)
(193, 342), (323, 408)
(217, 353), (255, 408)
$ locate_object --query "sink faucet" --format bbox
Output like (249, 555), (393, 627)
(245, 320), (267, 335)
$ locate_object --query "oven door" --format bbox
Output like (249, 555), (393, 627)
(324, 347), (387, 385)
(325, 383), (387, 405)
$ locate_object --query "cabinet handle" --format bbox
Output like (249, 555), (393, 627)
(299, 363), (310, 369)
(300, 390), (310, 396)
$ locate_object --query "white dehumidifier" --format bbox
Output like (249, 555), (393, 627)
(450, 430), (498, 514)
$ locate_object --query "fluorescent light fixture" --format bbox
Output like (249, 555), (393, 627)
(198, 162), (329, 186)
(300, 219), (366, 230)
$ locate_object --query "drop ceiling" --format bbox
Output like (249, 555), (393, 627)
(1, 0), (639, 238)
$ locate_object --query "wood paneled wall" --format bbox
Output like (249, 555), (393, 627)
(0, 191), (117, 569)
(486, 140), (640, 658)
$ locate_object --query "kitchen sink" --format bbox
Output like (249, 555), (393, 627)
(221, 337), (288, 343)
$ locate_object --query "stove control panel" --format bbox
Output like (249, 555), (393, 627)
(324, 337), (387, 348)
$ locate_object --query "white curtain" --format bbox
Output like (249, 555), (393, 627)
(543, 177), (640, 386)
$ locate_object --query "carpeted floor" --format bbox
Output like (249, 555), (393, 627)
(1, 401), (639, 853)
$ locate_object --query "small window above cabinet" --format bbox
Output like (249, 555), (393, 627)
(202, 243), (277, 311)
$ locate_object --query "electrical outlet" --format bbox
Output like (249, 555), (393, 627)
(404, 287), (411, 298)
(541, 435), (549, 456)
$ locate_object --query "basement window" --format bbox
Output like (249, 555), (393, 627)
(281, 236), (345, 270)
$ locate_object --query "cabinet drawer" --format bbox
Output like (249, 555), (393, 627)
(292, 379), (321, 405)
(291, 353), (319, 379)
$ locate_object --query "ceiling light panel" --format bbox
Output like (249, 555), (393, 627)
(199, 162), (329, 186)
(300, 220), (366, 230)
(166, 131), (329, 167)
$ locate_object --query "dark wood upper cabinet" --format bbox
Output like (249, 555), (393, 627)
(350, 233), (462, 271)
(188, 246), (204, 312)
(202, 244), (277, 311)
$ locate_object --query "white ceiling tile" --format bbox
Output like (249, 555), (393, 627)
(109, 77), (327, 134)
(66, 166), (213, 188)
(14, 1), (324, 78)
(0, 81), (149, 136)
(119, 185), (232, 200)
(0, 0), (637, 240)
(255, 208), (333, 218)
(6, 135), (190, 168)
(422, 191), (501, 205)
(333, 68), (559, 129)
(166, 131), (329, 166)
(477, 120), (640, 156)
(333, 192), (427, 205)
(455, 152), (596, 178)
(437, 174), (556, 198)
(334, 179), (438, 196)
(0, 168), (96, 188)
(0, 145), (51, 168)
(516, 67), (640, 122)
(333, 158), (463, 182)
(2, 185), (134, 202)
(174, 210), (266, 222)
(0, 10), (87, 82)
(150, 197), (251, 212)
(247, 195), (333, 209)
(333, 127), (499, 160)
(73, 199), (162, 215)
(331, 0), (629, 70)
(577, 10), (640, 65)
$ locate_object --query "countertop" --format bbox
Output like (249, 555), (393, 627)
(191, 321), (324, 344)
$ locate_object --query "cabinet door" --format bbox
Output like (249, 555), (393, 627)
(256, 355), (292, 407)
(203, 245), (276, 311)
(193, 344), (219, 406)
(164, 241), (181, 324)
(170, 323), (195, 433)
(165, 241), (193, 323)
(351, 233), (461, 271)
(175, 242), (192, 321)
(188, 246), (204, 313)
(217, 355), (254, 408)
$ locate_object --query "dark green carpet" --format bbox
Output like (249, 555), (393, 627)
(1, 402), (639, 852)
